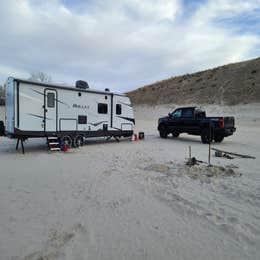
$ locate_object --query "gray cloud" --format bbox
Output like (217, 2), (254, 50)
(0, 0), (259, 92)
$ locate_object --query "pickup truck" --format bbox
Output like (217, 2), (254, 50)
(157, 107), (236, 143)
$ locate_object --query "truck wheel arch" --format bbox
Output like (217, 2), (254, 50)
(214, 135), (224, 143)
(201, 127), (214, 144)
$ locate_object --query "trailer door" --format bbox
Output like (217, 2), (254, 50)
(44, 89), (57, 132)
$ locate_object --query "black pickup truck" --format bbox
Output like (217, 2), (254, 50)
(158, 107), (236, 143)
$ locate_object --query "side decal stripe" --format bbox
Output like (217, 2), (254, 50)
(117, 116), (135, 124)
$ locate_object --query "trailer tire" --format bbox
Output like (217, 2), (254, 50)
(74, 135), (84, 147)
(201, 128), (213, 144)
(214, 135), (224, 143)
(61, 135), (73, 148)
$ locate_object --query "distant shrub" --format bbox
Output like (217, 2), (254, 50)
(251, 70), (257, 74)
(0, 86), (4, 106)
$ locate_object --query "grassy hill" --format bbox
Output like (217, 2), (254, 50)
(127, 57), (260, 105)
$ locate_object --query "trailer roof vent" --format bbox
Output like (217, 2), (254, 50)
(105, 88), (110, 92)
(76, 80), (89, 89)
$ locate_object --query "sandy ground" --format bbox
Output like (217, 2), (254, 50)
(0, 105), (260, 260)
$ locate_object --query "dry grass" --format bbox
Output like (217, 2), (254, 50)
(127, 57), (260, 105)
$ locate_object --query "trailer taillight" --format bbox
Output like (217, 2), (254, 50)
(219, 117), (224, 128)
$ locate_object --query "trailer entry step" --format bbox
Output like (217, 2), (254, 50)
(47, 137), (61, 152)
(50, 148), (61, 151)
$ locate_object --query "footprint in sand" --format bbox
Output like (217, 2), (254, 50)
(24, 224), (87, 260)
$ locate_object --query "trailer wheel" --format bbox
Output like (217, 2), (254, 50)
(61, 135), (73, 148)
(74, 135), (84, 147)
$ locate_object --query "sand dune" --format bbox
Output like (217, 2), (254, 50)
(0, 105), (260, 260)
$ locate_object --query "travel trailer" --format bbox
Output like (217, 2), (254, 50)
(1, 77), (134, 150)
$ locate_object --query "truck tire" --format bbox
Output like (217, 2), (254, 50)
(172, 132), (179, 138)
(0, 121), (5, 136)
(214, 135), (224, 143)
(159, 124), (168, 138)
(201, 128), (213, 144)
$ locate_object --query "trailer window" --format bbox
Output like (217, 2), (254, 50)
(116, 104), (122, 115)
(47, 93), (55, 108)
(98, 103), (108, 114)
(78, 115), (87, 124)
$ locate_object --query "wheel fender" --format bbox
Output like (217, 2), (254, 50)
(158, 123), (167, 131)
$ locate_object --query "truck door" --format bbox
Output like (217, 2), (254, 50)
(181, 108), (195, 132)
(169, 108), (182, 130)
(44, 89), (57, 132)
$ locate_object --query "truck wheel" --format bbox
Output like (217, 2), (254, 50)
(172, 132), (179, 138)
(0, 121), (5, 136)
(159, 125), (168, 138)
(74, 135), (84, 147)
(61, 135), (73, 148)
(214, 135), (224, 143)
(201, 129), (213, 144)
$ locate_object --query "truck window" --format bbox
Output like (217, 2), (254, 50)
(172, 109), (181, 118)
(98, 103), (108, 114)
(182, 108), (193, 118)
(116, 104), (122, 115)
(47, 93), (55, 108)
(195, 110), (205, 118)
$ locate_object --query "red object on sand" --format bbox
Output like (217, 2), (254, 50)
(62, 144), (69, 152)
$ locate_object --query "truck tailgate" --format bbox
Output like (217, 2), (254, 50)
(224, 117), (235, 128)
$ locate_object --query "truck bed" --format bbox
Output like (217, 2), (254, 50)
(206, 117), (235, 129)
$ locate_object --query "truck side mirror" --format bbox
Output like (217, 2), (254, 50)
(168, 113), (172, 117)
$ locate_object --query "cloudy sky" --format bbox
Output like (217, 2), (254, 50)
(0, 0), (260, 92)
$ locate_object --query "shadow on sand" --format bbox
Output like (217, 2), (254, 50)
(0, 136), (132, 155)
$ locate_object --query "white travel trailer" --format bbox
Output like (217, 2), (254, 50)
(2, 77), (134, 150)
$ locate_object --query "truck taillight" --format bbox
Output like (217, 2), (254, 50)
(219, 117), (224, 128)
